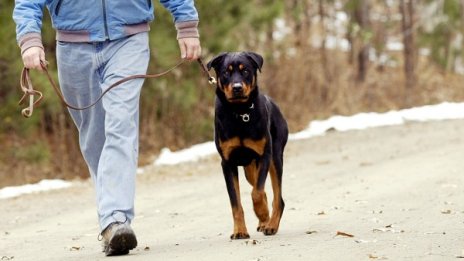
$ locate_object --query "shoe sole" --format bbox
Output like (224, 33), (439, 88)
(105, 227), (138, 256)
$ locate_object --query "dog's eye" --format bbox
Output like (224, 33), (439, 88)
(223, 71), (230, 77)
(242, 69), (249, 75)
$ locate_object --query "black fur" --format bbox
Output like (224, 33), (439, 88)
(207, 52), (288, 239)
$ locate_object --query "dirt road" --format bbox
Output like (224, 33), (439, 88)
(1, 119), (463, 261)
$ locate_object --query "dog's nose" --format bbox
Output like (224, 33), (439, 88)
(232, 83), (243, 93)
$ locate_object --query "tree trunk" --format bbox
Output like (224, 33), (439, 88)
(354, 0), (370, 82)
(459, 0), (464, 63)
(375, 1), (392, 72)
(400, 0), (417, 90)
(318, 0), (331, 81)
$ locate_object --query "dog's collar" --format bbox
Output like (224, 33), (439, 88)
(234, 103), (254, 123)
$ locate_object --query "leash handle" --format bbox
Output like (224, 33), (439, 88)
(19, 67), (43, 118)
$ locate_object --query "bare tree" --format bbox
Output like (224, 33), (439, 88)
(354, 0), (370, 82)
(346, 0), (371, 82)
(400, 0), (417, 90)
(318, 0), (331, 81)
(460, 0), (464, 62)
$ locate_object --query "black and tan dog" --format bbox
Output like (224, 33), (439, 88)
(207, 52), (288, 239)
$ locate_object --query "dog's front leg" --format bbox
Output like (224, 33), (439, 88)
(222, 161), (249, 239)
(265, 159), (285, 236)
(244, 159), (270, 232)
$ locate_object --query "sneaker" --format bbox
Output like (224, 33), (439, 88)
(101, 222), (137, 256)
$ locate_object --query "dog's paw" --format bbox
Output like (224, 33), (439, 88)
(256, 222), (267, 232)
(230, 232), (250, 240)
(262, 226), (278, 236)
(256, 217), (271, 232)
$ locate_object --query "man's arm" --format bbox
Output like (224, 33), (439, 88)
(159, 0), (201, 60)
(13, 0), (47, 70)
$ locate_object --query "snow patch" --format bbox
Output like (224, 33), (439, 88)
(3, 102), (464, 199)
(0, 179), (72, 199)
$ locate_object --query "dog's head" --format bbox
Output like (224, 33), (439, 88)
(207, 52), (263, 104)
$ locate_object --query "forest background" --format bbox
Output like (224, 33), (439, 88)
(1, 0), (464, 188)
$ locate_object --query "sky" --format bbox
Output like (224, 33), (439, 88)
(1, 102), (464, 199)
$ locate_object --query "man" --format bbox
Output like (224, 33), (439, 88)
(13, 0), (201, 256)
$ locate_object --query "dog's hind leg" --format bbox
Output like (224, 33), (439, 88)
(222, 161), (249, 239)
(264, 153), (285, 235)
(244, 160), (270, 232)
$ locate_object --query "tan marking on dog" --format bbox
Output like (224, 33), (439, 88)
(231, 175), (249, 239)
(219, 137), (241, 160)
(252, 188), (270, 228)
(242, 75), (256, 99)
(220, 137), (266, 161)
(239, 64), (244, 70)
(266, 161), (282, 234)
(243, 137), (267, 156)
(244, 160), (270, 231)
(224, 83), (234, 100)
(242, 82), (252, 98)
(244, 160), (258, 186)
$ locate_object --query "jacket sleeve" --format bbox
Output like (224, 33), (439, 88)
(13, 0), (46, 55)
(159, 0), (200, 39)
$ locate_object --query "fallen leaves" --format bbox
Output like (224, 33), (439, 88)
(359, 161), (373, 167)
(373, 224), (404, 234)
(335, 231), (354, 238)
(245, 239), (260, 246)
(315, 160), (331, 165)
(368, 253), (387, 259)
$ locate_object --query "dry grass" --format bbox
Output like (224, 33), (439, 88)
(263, 47), (464, 132)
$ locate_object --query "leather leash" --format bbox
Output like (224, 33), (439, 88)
(19, 58), (216, 118)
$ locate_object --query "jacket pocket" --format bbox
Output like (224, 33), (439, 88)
(54, 0), (63, 16)
(147, 0), (152, 8)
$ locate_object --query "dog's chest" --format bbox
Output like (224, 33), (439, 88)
(218, 136), (266, 164)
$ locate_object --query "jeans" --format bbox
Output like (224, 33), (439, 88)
(56, 32), (150, 231)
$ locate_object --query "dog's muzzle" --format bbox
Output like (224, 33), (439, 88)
(232, 83), (243, 96)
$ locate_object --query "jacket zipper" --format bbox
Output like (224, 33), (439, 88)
(55, 0), (63, 16)
(101, 0), (109, 39)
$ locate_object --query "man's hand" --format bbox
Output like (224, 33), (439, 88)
(178, 38), (201, 61)
(22, 46), (46, 71)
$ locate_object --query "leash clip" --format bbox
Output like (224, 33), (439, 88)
(197, 58), (217, 86)
(208, 76), (217, 85)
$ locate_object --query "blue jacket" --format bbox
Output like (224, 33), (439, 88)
(13, 0), (199, 53)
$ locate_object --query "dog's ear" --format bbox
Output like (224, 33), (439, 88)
(207, 52), (228, 71)
(244, 52), (263, 73)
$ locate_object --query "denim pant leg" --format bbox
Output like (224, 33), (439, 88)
(56, 32), (150, 231)
(56, 41), (105, 181)
(97, 33), (149, 230)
